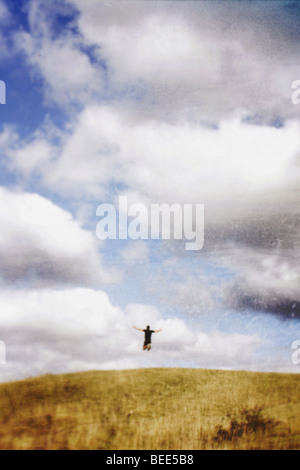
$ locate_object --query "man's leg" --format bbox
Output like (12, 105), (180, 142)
(147, 344), (152, 351)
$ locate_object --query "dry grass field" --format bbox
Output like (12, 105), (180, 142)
(0, 368), (299, 450)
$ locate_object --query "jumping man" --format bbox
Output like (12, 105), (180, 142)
(133, 325), (162, 351)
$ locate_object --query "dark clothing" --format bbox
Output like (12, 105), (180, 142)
(143, 329), (154, 345)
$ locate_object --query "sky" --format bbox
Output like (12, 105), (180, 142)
(0, 0), (300, 382)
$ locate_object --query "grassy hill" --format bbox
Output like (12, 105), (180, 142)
(0, 368), (299, 450)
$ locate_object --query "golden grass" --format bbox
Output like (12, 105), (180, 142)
(0, 368), (299, 450)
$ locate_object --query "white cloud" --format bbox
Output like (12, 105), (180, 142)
(6, 106), (300, 206)
(9, 0), (299, 122)
(12, 0), (103, 107)
(183, 330), (262, 368)
(0, 287), (263, 382)
(8, 137), (54, 178)
(14, 31), (103, 106)
(125, 303), (161, 329)
(63, 0), (300, 122)
(0, 187), (116, 287)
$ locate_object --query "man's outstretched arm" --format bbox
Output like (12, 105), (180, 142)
(133, 326), (144, 332)
(154, 329), (162, 333)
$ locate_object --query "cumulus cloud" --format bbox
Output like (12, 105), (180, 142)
(14, 33), (103, 107)
(3, 102), (300, 317)
(11, 0), (104, 107)
(0, 287), (262, 382)
(0, 187), (117, 287)
(222, 246), (300, 317)
(8, 0), (300, 122)
(62, 0), (300, 122)
(6, 106), (300, 202)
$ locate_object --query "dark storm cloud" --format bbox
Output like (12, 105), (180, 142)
(218, 241), (300, 317)
(226, 281), (300, 318)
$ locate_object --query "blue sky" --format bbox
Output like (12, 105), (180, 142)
(0, 0), (300, 381)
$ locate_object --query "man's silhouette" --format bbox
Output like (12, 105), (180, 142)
(133, 325), (162, 351)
